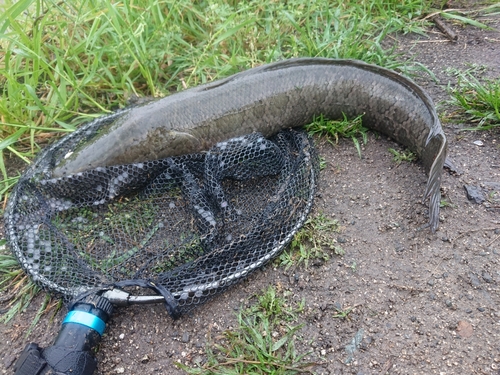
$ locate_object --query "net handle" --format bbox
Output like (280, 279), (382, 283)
(102, 289), (166, 306)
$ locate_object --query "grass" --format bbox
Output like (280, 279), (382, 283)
(388, 147), (417, 165)
(0, 241), (41, 324)
(306, 114), (368, 157)
(0, 241), (62, 330)
(446, 67), (500, 130)
(280, 213), (343, 270)
(332, 305), (354, 320)
(177, 285), (313, 375)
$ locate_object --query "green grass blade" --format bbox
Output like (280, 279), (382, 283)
(440, 11), (492, 30)
(0, 0), (35, 35)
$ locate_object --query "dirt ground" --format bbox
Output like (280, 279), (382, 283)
(1, 5), (500, 375)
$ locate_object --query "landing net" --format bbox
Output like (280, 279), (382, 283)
(5, 118), (318, 317)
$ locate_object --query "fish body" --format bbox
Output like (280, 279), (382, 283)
(52, 58), (447, 231)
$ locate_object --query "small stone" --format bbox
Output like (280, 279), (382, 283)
(445, 300), (453, 308)
(464, 185), (486, 204)
(141, 355), (150, 364)
(115, 367), (125, 374)
(337, 237), (347, 244)
(181, 332), (190, 343)
(477, 307), (485, 312)
(410, 316), (417, 322)
(193, 356), (204, 365)
(465, 309), (473, 314)
(473, 140), (484, 146)
(469, 273), (481, 287)
(119, 333), (125, 340)
(427, 279), (435, 286)
(395, 242), (405, 252)
(3, 354), (16, 369)
(482, 272), (493, 283)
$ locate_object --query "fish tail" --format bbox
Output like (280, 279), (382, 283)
(423, 134), (447, 232)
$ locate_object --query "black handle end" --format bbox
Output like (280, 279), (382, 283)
(13, 343), (47, 375)
(14, 295), (112, 375)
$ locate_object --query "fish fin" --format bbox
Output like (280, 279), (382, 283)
(423, 134), (447, 232)
(444, 157), (462, 175)
(168, 130), (201, 153)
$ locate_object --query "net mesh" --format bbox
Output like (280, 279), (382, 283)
(5, 117), (319, 317)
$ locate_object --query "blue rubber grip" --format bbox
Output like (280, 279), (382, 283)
(63, 311), (106, 336)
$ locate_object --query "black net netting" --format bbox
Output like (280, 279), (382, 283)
(5, 122), (319, 317)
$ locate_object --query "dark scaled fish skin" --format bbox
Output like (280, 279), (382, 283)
(52, 58), (447, 231)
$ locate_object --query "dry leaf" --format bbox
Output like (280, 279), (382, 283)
(456, 320), (473, 338)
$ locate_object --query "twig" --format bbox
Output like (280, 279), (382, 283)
(413, 39), (454, 43)
(0, 291), (16, 304)
(485, 234), (500, 248)
(379, 359), (393, 373)
(453, 227), (499, 242)
(432, 16), (458, 42)
(430, 259), (444, 277)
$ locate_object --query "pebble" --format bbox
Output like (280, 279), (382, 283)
(463, 185), (486, 204)
(477, 307), (485, 312)
(182, 332), (190, 343)
(3, 354), (16, 369)
(445, 300), (453, 308)
(193, 355), (204, 365)
(427, 279), (435, 286)
(469, 273), (481, 287)
(482, 272), (493, 283)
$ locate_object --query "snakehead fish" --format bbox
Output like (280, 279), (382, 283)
(51, 58), (447, 231)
